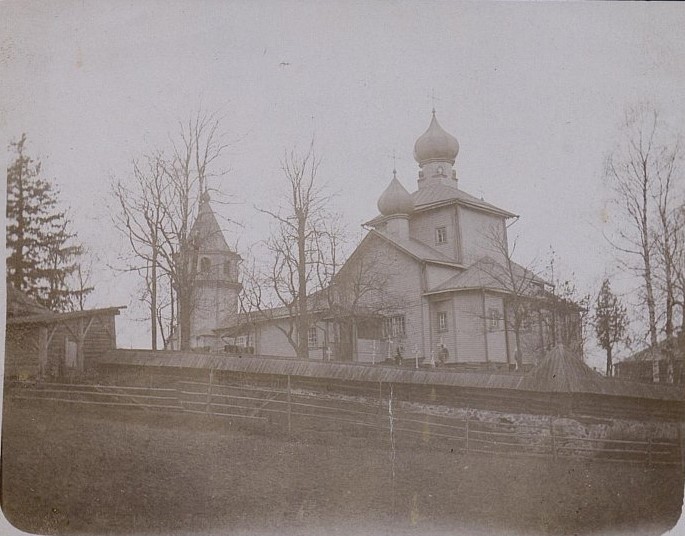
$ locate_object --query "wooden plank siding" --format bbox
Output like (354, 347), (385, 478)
(5, 312), (119, 379)
(454, 292), (487, 362)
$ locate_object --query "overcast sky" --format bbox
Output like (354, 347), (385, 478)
(3, 1), (685, 370)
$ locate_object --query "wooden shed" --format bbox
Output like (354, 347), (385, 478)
(5, 287), (125, 379)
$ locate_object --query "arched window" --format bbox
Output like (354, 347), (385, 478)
(223, 261), (231, 277)
(200, 257), (211, 273)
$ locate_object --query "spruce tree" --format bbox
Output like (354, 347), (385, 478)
(6, 134), (92, 311)
(593, 279), (628, 377)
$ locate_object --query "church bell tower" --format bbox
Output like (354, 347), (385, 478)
(187, 191), (242, 350)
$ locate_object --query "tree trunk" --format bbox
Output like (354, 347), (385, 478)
(297, 214), (309, 359)
(606, 346), (612, 377)
(150, 253), (158, 350)
(641, 164), (658, 348)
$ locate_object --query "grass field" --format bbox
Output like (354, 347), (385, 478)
(1, 399), (683, 536)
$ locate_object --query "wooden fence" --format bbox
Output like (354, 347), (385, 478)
(7, 378), (683, 468)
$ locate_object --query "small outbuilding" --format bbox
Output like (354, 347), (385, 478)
(5, 286), (125, 379)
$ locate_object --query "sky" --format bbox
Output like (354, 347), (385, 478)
(2, 1), (685, 372)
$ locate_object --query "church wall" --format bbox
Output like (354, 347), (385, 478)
(430, 298), (456, 363)
(505, 304), (545, 365)
(459, 207), (506, 265)
(253, 320), (330, 360)
(256, 320), (297, 358)
(348, 234), (426, 361)
(484, 293), (508, 364)
(190, 280), (240, 347)
(409, 207), (458, 260)
(453, 292), (487, 362)
(424, 264), (461, 291)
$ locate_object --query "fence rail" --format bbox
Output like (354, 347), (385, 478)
(7, 378), (683, 467)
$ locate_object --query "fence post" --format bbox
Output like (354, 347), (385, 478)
(465, 412), (470, 453)
(550, 417), (556, 460)
(287, 375), (292, 436)
(206, 369), (214, 415)
(378, 381), (383, 412)
(679, 425), (684, 474)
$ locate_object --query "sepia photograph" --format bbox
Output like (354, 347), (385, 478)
(2, 2), (684, 535)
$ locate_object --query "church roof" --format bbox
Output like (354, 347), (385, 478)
(190, 193), (235, 253)
(365, 183), (515, 227)
(426, 256), (546, 294)
(412, 183), (516, 217)
(368, 229), (462, 267)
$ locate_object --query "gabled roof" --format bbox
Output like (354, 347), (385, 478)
(427, 256), (546, 294)
(367, 229), (462, 267)
(412, 183), (516, 218)
(365, 183), (516, 227)
(621, 335), (685, 363)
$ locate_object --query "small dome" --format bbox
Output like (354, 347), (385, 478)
(377, 174), (415, 216)
(413, 111), (459, 165)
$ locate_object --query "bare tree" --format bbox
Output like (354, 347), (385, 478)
(652, 144), (682, 354)
(112, 153), (169, 349)
(672, 205), (685, 334)
(481, 224), (546, 368)
(250, 144), (337, 359)
(543, 248), (590, 357)
(605, 104), (683, 348)
(112, 110), (230, 350)
(70, 248), (96, 311)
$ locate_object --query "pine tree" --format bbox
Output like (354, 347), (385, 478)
(593, 279), (628, 377)
(6, 134), (92, 311)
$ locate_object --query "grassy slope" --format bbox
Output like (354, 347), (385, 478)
(1, 400), (683, 536)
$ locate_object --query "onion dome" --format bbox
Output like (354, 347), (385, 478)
(377, 172), (415, 216)
(413, 111), (460, 165)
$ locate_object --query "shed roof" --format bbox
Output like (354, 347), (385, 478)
(6, 306), (126, 326)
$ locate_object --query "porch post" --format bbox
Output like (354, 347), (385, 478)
(38, 326), (49, 378)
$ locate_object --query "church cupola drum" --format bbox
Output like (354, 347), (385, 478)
(187, 191), (242, 350)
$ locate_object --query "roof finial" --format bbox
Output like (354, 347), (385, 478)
(430, 89), (440, 115)
(392, 149), (397, 178)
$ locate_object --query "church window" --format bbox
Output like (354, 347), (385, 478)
(224, 261), (231, 277)
(489, 309), (501, 331)
(385, 315), (406, 338)
(437, 311), (448, 332)
(436, 227), (447, 244)
(307, 326), (318, 347)
(200, 257), (211, 273)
